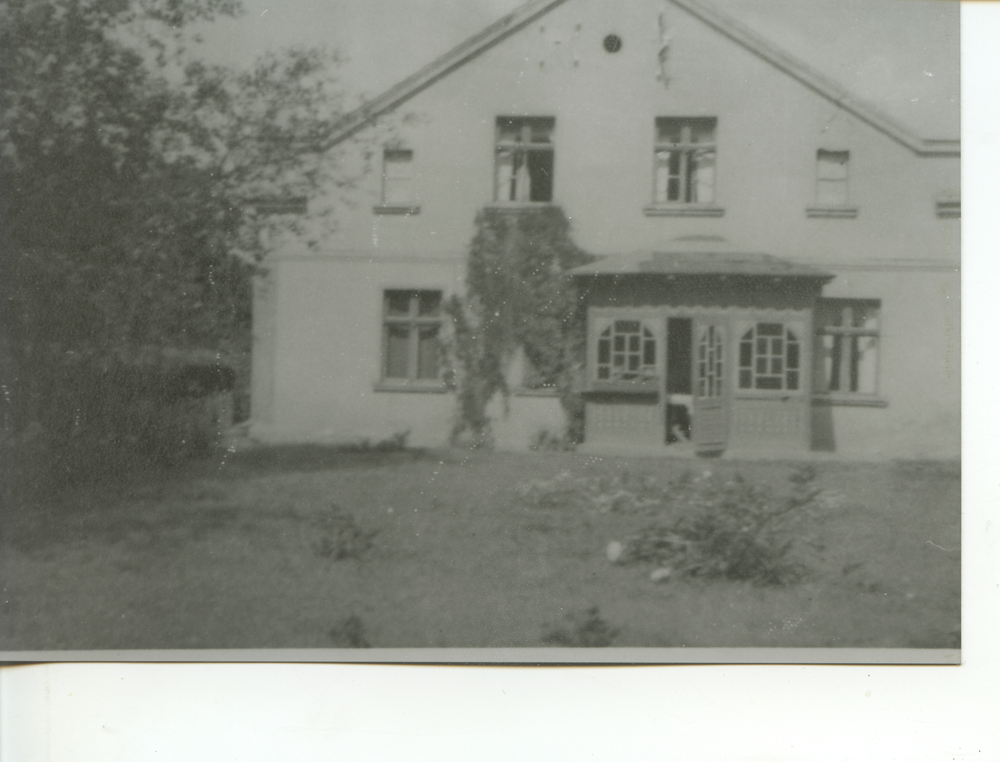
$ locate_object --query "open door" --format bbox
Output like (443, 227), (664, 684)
(692, 317), (728, 454)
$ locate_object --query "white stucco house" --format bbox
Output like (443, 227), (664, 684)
(249, 0), (960, 459)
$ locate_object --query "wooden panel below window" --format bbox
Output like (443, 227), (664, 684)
(585, 398), (664, 447)
(729, 397), (810, 450)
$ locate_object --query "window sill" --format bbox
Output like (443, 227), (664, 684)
(733, 389), (807, 400)
(373, 205), (421, 216)
(373, 380), (449, 394)
(806, 206), (858, 219)
(513, 386), (560, 398)
(811, 394), (888, 408)
(484, 202), (558, 212)
(586, 380), (661, 395)
(935, 201), (960, 219)
(643, 205), (724, 218)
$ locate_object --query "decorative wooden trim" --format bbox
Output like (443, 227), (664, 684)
(373, 205), (421, 216)
(643, 205), (725, 218)
(806, 206), (859, 219)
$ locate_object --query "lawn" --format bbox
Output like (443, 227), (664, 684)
(0, 445), (960, 652)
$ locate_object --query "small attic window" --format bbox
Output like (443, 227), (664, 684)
(603, 34), (622, 53)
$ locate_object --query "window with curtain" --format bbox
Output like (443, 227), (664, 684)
(495, 117), (555, 203)
(654, 117), (717, 204)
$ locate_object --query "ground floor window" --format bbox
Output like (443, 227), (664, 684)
(814, 298), (880, 395)
(382, 290), (442, 381)
(738, 322), (801, 391)
(596, 319), (657, 382)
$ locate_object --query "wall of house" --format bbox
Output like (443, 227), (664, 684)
(309, 0), (958, 265)
(254, 0), (960, 457)
(812, 263), (960, 460)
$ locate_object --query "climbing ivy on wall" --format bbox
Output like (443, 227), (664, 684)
(446, 206), (594, 445)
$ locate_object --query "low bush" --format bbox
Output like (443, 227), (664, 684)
(620, 467), (830, 585)
(528, 428), (576, 452)
(517, 464), (839, 586)
(328, 615), (371, 648)
(312, 503), (379, 561)
(541, 606), (619, 647)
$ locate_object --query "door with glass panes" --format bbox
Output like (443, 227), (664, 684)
(691, 316), (729, 453)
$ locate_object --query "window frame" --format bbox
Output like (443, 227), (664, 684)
(813, 298), (885, 405)
(377, 289), (446, 392)
(807, 149), (858, 218)
(737, 322), (804, 394)
(493, 116), (556, 205)
(374, 148), (420, 215)
(645, 117), (723, 217)
(589, 316), (660, 393)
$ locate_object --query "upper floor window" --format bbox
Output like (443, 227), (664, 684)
(382, 149), (414, 204)
(495, 117), (554, 203)
(814, 299), (880, 397)
(738, 323), (801, 391)
(382, 290), (442, 383)
(654, 117), (716, 205)
(816, 150), (849, 206)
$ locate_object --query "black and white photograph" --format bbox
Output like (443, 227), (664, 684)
(1, 0), (963, 661)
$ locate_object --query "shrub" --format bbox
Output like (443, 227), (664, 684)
(313, 503), (379, 561)
(516, 465), (836, 586)
(328, 615), (371, 648)
(621, 469), (827, 585)
(528, 428), (575, 452)
(542, 606), (619, 647)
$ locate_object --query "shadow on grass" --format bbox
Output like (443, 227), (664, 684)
(206, 443), (439, 480)
(1, 440), (437, 552)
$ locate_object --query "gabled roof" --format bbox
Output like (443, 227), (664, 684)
(326, 0), (958, 157)
(327, 0), (570, 146)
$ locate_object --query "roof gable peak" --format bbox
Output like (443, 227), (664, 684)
(327, 0), (958, 157)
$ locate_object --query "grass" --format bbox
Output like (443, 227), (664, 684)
(0, 445), (960, 651)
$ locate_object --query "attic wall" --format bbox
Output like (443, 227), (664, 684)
(297, 0), (958, 267)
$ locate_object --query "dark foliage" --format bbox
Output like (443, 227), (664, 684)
(0, 0), (363, 480)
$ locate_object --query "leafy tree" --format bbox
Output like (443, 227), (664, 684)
(0, 0), (362, 435)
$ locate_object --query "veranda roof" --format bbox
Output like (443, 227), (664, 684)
(571, 245), (833, 281)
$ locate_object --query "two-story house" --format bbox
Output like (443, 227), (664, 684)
(249, 0), (960, 459)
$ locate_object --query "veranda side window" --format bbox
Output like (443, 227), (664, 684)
(814, 299), (880, 395)
(596, 320), (657, 382)
(383, 290), (442, 381)
(495, 117), (555, 203)
(654, 117), (716, 204)
(738, 323), (801, 391)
